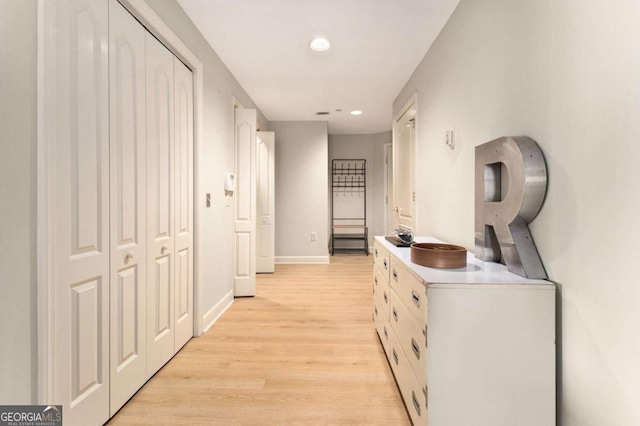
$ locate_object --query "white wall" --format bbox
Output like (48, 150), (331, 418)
(0, 0), (38, 404)
(143, 0), (269, 329)
(394, 0), (640, 424)
(270, 121), (329, 263)
(329, 131), (391, 245)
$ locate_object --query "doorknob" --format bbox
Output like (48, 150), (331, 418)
(393, 207), (399, 213)
(125, 251), (134, 262)
(161, 244), (169, 254)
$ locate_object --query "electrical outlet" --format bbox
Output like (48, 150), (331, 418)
(311, 232), (317, 242)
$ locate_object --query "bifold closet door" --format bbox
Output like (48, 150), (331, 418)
(109, 0), (148, 414)
(173, 59), (195, 351)
(52, 0), (111, 424)
(145, 32), (177, 375)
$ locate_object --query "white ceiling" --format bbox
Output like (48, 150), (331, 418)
(177, 0), (460, 135)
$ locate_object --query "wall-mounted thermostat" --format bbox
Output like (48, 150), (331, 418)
(224, 173), (236, 192)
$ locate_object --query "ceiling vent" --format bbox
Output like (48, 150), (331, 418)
(316, 111), (330, 116)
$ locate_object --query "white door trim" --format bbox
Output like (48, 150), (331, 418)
(383, 142), (393, 236)
(37, 0), (205, 404)
(36, 0), (57, 404)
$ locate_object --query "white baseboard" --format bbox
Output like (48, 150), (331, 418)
(275, 256), (330, 264)
(200, 290), (234, 334)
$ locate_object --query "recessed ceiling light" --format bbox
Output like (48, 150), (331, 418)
(310, 37), (331, 52)
(350, 110), (363, 116)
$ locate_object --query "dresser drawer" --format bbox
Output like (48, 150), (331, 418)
(387, 327), (427, 426)
(390, 288), (427, 389)
(373, 241), (391, 283)
(390, 261), (427, 326)
(373, 298), (390, 356)
(373, 266), (390, 320)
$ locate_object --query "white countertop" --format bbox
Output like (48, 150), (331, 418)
(375, 236), (552, 286)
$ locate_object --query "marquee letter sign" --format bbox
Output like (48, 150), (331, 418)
(475, 136), (548, 279)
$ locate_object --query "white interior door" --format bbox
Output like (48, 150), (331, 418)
(234, 108), (257, 296)
(53, 0), (110, 424)
(109, 0), (148, 414)
(173, 58), (194, 350)
(256, 131), (275, 273)
(393, 102), (417, 231)
(145, 32), (176, 375)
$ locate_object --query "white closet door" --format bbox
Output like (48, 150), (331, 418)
(173, 58), (194, 351)
(145, 32), (177, 374)
(109, 0), (148, 413)
(256, 131), (275, 273)
(53, 0), (110, 424)
(234, 108), (257, 296)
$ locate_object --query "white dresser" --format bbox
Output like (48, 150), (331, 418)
(373, 236), (555, 426)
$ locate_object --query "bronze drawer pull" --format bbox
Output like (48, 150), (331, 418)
(412, 390), (422, 416)
(412, 289), (420, 307)
(411, 338), (421, 360)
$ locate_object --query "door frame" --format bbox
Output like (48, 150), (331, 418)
(37, 0), (204, 404)
(383, 142), (393, 236)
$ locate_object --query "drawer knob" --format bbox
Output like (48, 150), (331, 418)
(383, 259), (388, 270)
(383, 292), (388, 303)
(384, 326), (388, 340)
(392, 270), (398, 281)
(392, 307), (398, 322)
(392, 348), (399, 365)
(374, 306), (378, 316)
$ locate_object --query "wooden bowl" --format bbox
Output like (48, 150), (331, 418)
(410, 243), (467, 269)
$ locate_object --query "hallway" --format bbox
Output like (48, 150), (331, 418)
(109, 255), (410, 425)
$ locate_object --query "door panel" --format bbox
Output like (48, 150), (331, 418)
(70, 278), (101, 400)
(109, 0), (147, 414)
(256, 131), (275, 273)
(116, 266), (139, 367)
(173, 59), (194, 350)
(234, 109), (257, 296)
(145, 32), (176, 374)
(53, 0), (110, 424)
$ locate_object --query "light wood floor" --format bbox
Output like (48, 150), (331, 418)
(108, 254), (410, 425)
